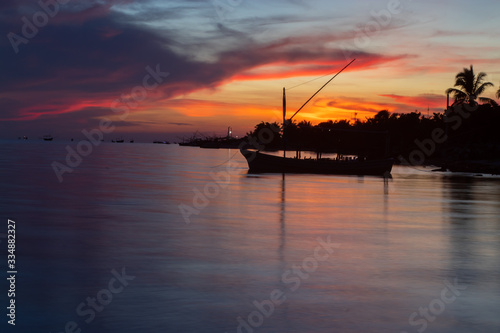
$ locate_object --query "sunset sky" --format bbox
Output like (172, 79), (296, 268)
(1, 0), (500, 141)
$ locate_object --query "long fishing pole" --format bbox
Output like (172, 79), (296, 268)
(289, 58), (356, 121)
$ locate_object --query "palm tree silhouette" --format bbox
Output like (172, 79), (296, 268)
(446, 65), (494, 106)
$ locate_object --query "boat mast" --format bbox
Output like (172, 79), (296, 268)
(283, 87), (286, 158)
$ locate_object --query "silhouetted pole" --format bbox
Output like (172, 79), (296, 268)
(283, 87), (286, 158)
(289, 58), (356, 121)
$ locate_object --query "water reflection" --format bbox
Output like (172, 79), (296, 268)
(278, 173), (291, 333)
(1, 141), (499, 332)
(279, 173), (286, 259)
(441, 175), (500, 331)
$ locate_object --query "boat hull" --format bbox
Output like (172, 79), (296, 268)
(240, 149), (393, 176)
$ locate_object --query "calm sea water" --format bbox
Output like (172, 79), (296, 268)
(0, 140), (499, 333)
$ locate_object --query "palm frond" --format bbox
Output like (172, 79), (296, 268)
(475, 82), (494, 96)
(445, 87), (459, 94)
(476, 71), (488, 83)
(455, 78), (467, 88)
(474, 72), (491, 92)
(447, 65), (493, 104)
(445, 88), (466, 104)
(479, 97), (497, 106)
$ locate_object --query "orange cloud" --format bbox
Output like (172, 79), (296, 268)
(380, 94), (446, 110)
(164, 98), (277, 119)
(232, 54), (405, 82)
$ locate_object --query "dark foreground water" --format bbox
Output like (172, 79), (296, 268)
(0, 140), (499, 333)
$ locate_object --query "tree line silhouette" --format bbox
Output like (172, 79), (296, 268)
(246, 65), (500, 163)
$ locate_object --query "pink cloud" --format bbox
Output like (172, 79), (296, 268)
(380, 94), (447, 110)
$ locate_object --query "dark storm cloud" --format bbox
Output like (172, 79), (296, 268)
(0, 0), (404, 137)
(1, 11), (181, 93)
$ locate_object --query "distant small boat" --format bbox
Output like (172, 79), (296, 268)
(112, 138), (124, 143)
(241, 149), (393, 176)
(42, 135), (53, 141)
(153, 140), (170, 144)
